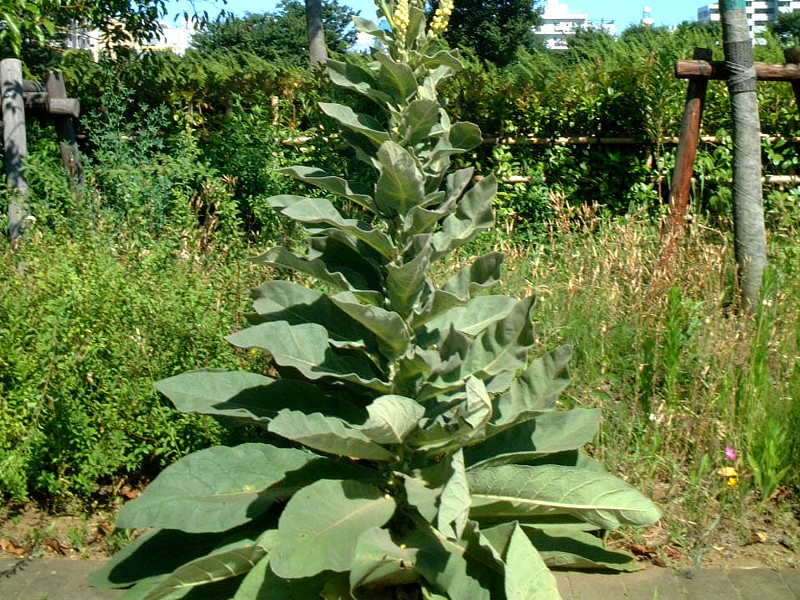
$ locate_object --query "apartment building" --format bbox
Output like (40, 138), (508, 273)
(533, 0), (616, 51)
(698, 1), (800, 36)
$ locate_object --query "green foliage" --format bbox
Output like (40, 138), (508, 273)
(96, 3), (659, 598)
(768, 10), (800, 47)
(0, 226), (264, 503)
(430, 0), (542, 66)
(191, 0), (359, 64)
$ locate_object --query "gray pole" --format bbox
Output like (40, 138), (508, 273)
(1, 58), (30, 244)
(720, 1), (768, 311)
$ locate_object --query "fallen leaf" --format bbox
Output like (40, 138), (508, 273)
(712, 545), (725, 552)
(755, 531), (768, 543)
(665, 546), (684, 559)
(0, 538), (26, 556)
(629, 544), (657, 558)
(716, 467), (737, 478)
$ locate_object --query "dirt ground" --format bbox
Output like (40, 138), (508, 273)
(1, 493), (798, 573)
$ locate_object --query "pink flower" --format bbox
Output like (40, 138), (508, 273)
(725, 446), (737, 461)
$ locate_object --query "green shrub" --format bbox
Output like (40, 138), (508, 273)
(0, 225), (263, 503)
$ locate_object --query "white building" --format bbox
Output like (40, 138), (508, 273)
(533, 0), (615, 51)
(63, 21), (193, 59)
(139, 22), (194, 56)
(698, 1), (800, 36)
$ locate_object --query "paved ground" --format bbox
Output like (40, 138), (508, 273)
(1, 556), (798, 599)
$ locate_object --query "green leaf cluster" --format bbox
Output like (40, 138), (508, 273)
(94, 2), (660, 598)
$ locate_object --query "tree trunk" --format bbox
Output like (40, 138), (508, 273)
(1, 58), (30, 245)
(306, 0), (328, 68)
(720, 2), (768, 312)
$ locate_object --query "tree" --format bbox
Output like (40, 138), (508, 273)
(431, 0), (542, 66)
(768, 10), (800, 46)
(306, 0), (327, 67)
(191, 0), (357, 66)
(721, 1), (767, 310)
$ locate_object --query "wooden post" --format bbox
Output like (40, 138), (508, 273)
(2, 58), (29, 244)
(784, 46), (800, 119)
(45, 71), (84, 195)
(665, 47), (712, 234)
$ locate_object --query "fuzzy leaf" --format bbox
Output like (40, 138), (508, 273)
(488, 345), (572, 435)
(442, 252), (504, 299)
(319, 102), (390, 147)
(431, 175), (496, 260)
(233, 556), (327, 599)
(468, 464), (662, 530)
(437, 450), (471, 540)
(116, 444), (317, 533)
(155, 369), (364, 425)
(360, 395), (425, 444)
(91, 529), (258, 589)
(269, 480), (396, 578)
(254, 246), (381, 304)
(250, 281), (373, 348)
(425, 296), (535, 394)
(375, 53), (417, 102)
(375, 141), (426, 216)
(271, 196), (395, 258)
(350, 527), (420, 593)
(226, 321), (389, 392)
(419, 296), (518, 346)
(327, 60), (393, 107)
(386, 245), (432, 318)
(404, 475), (440, 522)
(277, 167), (375, 212)
(269, 410), (393, 460)
(478, 522), (561, 600)
(465, 409), (600, 469)
(409, 530), (491, 599)
(144, 544), (265, 600)
(330, 293), (409, 357)
(521, 525), (640, 572)
(403, 99), (440, 145)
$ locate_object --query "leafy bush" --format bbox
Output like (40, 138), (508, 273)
(0, 225), (264, 503)
(92, 4), (660, 599)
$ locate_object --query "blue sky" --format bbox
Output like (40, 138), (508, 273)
(167, 0), (705, 31)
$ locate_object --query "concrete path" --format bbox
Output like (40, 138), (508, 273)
(1, 556), (798, 599)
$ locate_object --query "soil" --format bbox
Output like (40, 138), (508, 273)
(1, 491), (798, 572)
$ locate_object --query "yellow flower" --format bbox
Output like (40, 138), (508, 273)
(429, 0), (454, 36)
(393, 0), (410, 38)
(727, 477), (737, 488)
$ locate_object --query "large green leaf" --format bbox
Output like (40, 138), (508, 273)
(233, 556), (327, 600)
(386, 245), (432, 318)
(254, 246), (380, 304)
(155, 370), (364, 425)
(329, 293), (409, 357)
(144, 543), (266, 600)
(249, 281), (374, 350)
(403, 99), (440, 145)
(268, 480), (396, 578)
(226, 321), (390, 392)
(442, 252), (504, 299)
(521, 525), (640, 572)
(277, 167), (375, 212)
(425, 296), (535, 394)
(488, 346), (572, 435)
(409, 528), (491, 599)
(478, 522), (561, 600)
(375, 141), (426, 216)
(359, 395), (424, 444)
(375, 53), (417, 102)
(431, 175), (496, 260)
(319, 102), (391, 147)
(465, 409), (601, 469)
(426, 122), (483, 171)
(271, 196), (395, 258)
(116, 444), (317, 533)
(90, 529), (256, 589)
(468, 464), (662, 530)
(403, 197), (457, 236)
(436, 450), (470, 540)
(327, 60), (393, 108)
(418, 296), (518, 347)
(350, 527), (420, 594)
(269, 410), (393, 460)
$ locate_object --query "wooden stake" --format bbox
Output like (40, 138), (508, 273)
(2, 58), (29, 244)
(45, 72), (84, 194)
(784, 47), (800, 119)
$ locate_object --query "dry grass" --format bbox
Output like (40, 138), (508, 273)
(496, 192), (800, 565)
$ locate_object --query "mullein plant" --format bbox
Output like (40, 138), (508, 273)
(91, 1), (660, 598)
